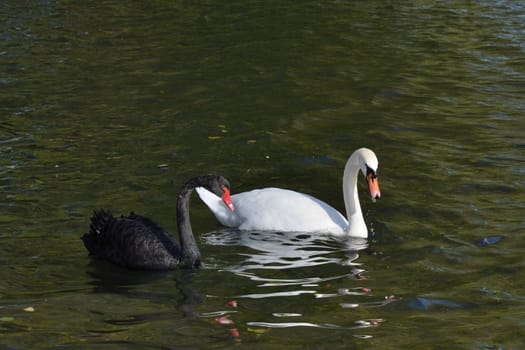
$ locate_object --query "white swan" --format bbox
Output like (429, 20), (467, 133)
(196, 148), (380, 238)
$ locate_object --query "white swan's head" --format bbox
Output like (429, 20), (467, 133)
(355, 148), (378, 175)
(354, 148), (381, 202)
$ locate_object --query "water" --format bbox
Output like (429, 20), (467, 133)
(1, 0), (524, 348)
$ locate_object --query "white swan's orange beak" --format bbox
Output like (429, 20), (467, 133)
(221, 187), (235, 211)
(367, 172), (381, 203)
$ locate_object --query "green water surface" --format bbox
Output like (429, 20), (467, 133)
(1, 1), (524, 349)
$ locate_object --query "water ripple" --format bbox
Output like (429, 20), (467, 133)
(203, 229), (368, 272)
(247, 321), (342, 329)
(232, 270), (359, 287)
(246, 318), (385, 330)
(238, 290), (317, 299)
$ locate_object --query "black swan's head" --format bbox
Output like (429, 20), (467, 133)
(195, 174), (234, 211)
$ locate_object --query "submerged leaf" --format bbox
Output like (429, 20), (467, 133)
(247, 327), (268, 334)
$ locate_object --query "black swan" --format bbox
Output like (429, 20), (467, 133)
(81, 174), (234, 270)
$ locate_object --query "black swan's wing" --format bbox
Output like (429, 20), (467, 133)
(81, 210), (182, 270)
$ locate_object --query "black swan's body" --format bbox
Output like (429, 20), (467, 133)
(81, 174), (233, 270)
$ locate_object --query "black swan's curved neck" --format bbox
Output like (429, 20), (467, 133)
(177, 174), (230, 268)
(177, 177), (204, 268)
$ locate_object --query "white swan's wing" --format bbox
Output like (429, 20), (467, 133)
(232, 188), (348, 235)
(199, 186), (348, 235)
(196, 187), (240, 227)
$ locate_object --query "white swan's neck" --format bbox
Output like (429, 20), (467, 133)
(342, 152), (367, 237)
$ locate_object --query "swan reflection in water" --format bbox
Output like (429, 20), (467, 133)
(201, 230), (387, 336)
(202, 229), (368, 287)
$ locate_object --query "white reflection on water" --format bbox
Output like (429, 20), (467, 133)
(246, 318), (385, 330)
(203, 229), (368, 272)
(237, 290), (317, 299)
(202, 230), (380, 336)
(246, 321), (342, 329)
(202, 229), (369, 298)
(233, 270), (360, 287)
(202, 229), (374, 299)
(201, 229), (389, 339)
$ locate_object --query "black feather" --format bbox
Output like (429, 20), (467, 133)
(81, 174), (231, 270)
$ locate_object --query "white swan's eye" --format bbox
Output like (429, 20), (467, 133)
(366, 165), (377, 179)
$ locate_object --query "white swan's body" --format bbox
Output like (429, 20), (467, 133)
(197, 148), (381, 238)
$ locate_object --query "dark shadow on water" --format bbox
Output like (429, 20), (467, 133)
(84, 258), (203, 319)
(85, 259), (169, 293)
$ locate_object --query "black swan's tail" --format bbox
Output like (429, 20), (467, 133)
(81, 209), (114, 255)
(81, 209), (182, 269)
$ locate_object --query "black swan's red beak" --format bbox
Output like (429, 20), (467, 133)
(221, 187), (235, 211)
